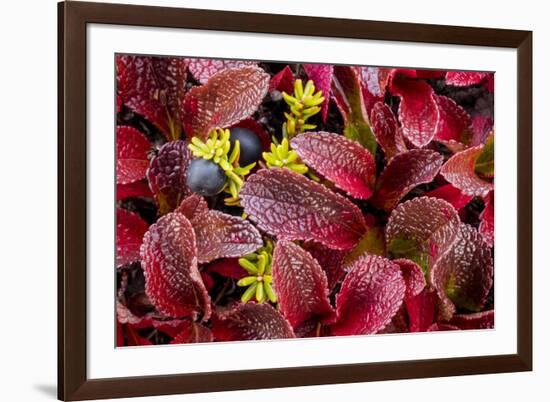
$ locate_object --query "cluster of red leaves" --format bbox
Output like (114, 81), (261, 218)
(116, 56), (494, 346)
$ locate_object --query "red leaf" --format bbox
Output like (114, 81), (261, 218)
(433, 95), (472, 144)
(230, 118), (271, 151)
(448, 310), (494, 330)
(117, 55), (188, 140)
(116, 208), (148, 268)
(427, 323), (460, 331)
(357, 67), (391, 116)
(117, 180), (153, 201)
(371, 149), (443, 211)
(116, 126), (151, 184)
(405, 288), (438, 332)
(191, 210), (263, 264)
(303, 63), (333, 121)
(440, 144), (494, 197)
(394, 258), (426, 299)
(125, 325), (153, 346)
(187, 58), (258, 84)
(303, 242), (347, 291)
(182, 66), (270, 140)
(446, 71), (490, 87)
(425, 183), (473, 210)
(431, 223), (493, 316)
(332, 255), (405, 336)
(291, 131), (376, 199)
(385, 197), (461, 271)
(170, 321), (213, 344)
(140, 212), (211, 319)
(471, 115), (494, 146)
(389, 72), (439, 147)
(272, 241), (336, 329)
(175, 194), (208, 221)
(369, 102), (407, 160)
(146, 140), (192, 214)
(240, 168), (366, 250)
(206, 258), (247, 279)
(480, 191), (494, 246)
(269, 65), (295, 94)
(212, 303), (295, 341)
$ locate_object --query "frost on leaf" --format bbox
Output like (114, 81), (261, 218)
(440, 144), (493, 197)
(446, 71), (490, 87)
(448, 310), (494, 330)
(394, 259), (426, 299)
(170, 321), (213, 344)
(405, 288), (438, 332)
(116, 55), (188, 140)
(425, 184), (473, 210)
(272, 241), (336, 329)
(303, 242), (347, 292)
(303, 63), (333, 121)
(431, 223), (493, 316)
(291, 132), (376, 199)
(182, 66), (270, 140)
(371, 149), (443, 211)
(187, 58), (258, 84)
(480, 191), (494, 246)
(146, 140), (192, 214)
(269, 65), (295, 94)
(116, 126), (151, 184)
(369, 102), (407, 161)
(140, 212), (211, 319)
(389, 72), (439, 147)
(331, 255), (405, 336)
(433, 95), (472, 144)
(212, 303), (295, 341)
(332, 66), (377, 154)
(191, 210), (263, 264)
(175, 194), (208, 221)
(116, 208), (148, 268)
(386, 197), (460, 273)
(240, 168), (366, 250)
(117, 180), (153, 201)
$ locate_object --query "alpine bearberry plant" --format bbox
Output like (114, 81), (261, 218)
(116, 56), (495, 346)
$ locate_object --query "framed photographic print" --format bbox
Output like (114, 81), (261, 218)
(58, 1), (532, 400)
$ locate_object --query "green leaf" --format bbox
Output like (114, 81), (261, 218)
(474, 134), (494, 178)
(344, 226), (385, 267)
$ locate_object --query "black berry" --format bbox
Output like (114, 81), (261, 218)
(229, 127), (263, 166)
(186, 158), (227, 196)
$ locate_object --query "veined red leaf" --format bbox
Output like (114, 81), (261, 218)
(471, 115), (494, 146)
(117, 180), (153, 201)
(405, 288), (438, 332)
(434, 95), (472, 144)
(116, 208), (148, 268)
(425, 184), (473, 210)
(170, 321), (213, 344)
(140, 212), (211, 320)
(272, 241), (336, 329)
(431, 223), (493, 316)
(440, 144), (493, 197)
(389, 72), (439, 147)
(331, 255), (405, 336)
(357, 67), (391, 115)
(269, 65), (295, 94)
(116, 126), (151, 184)
(116, 55), (187, 140)
(303, 242), (347, 292)
(212, 303), (295, 341)
(370, 102), (407, 160)
(303, 63), (333, 121)
(446, 71), (490, 87)
(187, 58), (258, 84)
(146, 140), (192, 214)
(191, 210), (263, 264)
(386, 197), (460, 273)
(182, 66), (270, 140)
(448, 310), (494, 330)
(480, 191), (494, 246)
(371, 149), (443, 211)
(175, 194), (208, 221)
(394, 259), (426, 299)
(206, 258), (247, 279)
(240, 168), (366, 250)
(291, 132), (376, 199)
(332, 66), (377, 154)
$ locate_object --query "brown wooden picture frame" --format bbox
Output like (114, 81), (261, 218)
(58, 1), (532, 400)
